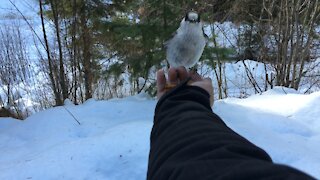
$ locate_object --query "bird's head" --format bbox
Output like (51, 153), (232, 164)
(185, 11), (200, 23)
(177, 10), (204, 35)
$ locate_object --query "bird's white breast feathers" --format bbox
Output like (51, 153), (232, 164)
(166, 21), (206, 68)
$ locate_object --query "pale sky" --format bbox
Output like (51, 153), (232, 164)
(0, 0), (38, 21)
(0, 0), (45, 62)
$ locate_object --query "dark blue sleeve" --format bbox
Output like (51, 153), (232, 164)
(147, 84), (315, 180)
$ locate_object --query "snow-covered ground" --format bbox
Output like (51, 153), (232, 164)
(1, 88), (320, 179)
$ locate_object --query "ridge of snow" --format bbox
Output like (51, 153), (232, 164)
(1, 90), (320, 179)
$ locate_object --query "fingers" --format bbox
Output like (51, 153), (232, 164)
(157, 67), (203, 99)
(168, 66), (190, 84)
(157, 67), (214, 105)
(167, 67), (207, 85)
(168, 68), (178, 85)
(176, 66), (189, 81)
(190, 71), (203, 81)
(157, 69), (166, 93)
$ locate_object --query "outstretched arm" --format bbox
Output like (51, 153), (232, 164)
(147, 67), (314, 180)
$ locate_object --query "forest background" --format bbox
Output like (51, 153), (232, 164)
(0, 0), (319, 119)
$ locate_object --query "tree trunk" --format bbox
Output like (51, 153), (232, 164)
(49, 0), (68, 101)
(80, 2), (93, 100)
(39, 0), (62, 106)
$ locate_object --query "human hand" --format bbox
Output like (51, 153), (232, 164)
(156, 67), (214, 106)
(188, 71), (214, 106)
(156, 67), (189, 99)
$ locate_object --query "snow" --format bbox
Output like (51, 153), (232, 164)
(220, 60), (272, 97)
(214, 88), (320, 177)
(1, 88), (320, 179)
(0, 95), (155, 180)
(0, 1), (319, 178)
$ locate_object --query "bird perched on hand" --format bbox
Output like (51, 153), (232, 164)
(165, 11), (207, 69)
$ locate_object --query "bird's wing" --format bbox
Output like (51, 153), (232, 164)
(202, 27), (209, 42)
(163, 30), (178, 48)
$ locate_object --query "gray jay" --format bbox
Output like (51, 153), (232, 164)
(165, 11), (207, 69)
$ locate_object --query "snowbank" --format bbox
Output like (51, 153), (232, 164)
(1, 89), (319, 179)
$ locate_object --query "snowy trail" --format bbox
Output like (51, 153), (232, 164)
(1, 89), (319, 179)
